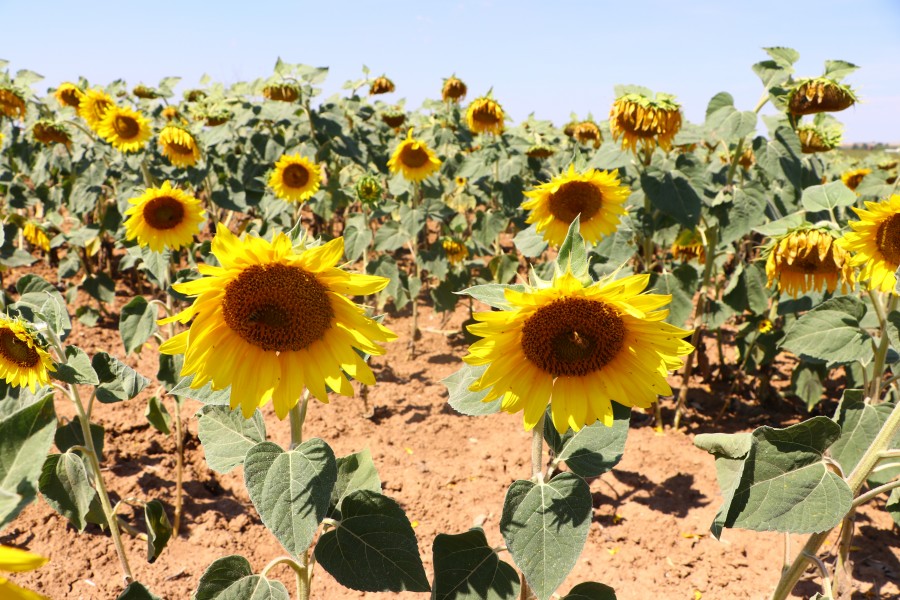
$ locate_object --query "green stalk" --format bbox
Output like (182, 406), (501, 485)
(519, 411), (546, 600)
(289, 390), (311, 450)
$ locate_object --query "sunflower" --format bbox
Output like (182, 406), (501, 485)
(797, 124), (841, 153)
(841, 168), (871, 192)
(387, 128), (442, 182)
(97, 106), (151, 153)
(22, 222), (50, 252)
(0, 86), (26, 120)
(31, 120), (71, 147)
(526, 144), (555, 159)
(765, 228), (854, 297)
(263, 83), (300, 103)
(381, 109), (406, 129)
(269, 154), (322, 202)
(840, 195), (900, 292)
(466, 97), (505, 135)
(132, 84), (159, 99)
(0, 318), (55, 392)
(609, 92), (682, 153)
(573, 121), (602, 148)
(0, 544), (50, 600)
(671, 229), (705, 263)
(355, 175), (383, 205)
(788, 77), (857, 116)
(123, 181), (206, 252)
(161, 106), (179, 121)
(464, 270), (693, 433)
(184, 89), (207, 102)
(442, 238), (469, 265)
(54, 83), (83, 108)
(522, 165), (629, 247)
(758, 319), (774, 334)
(455, 176), (467, 187)
(159, 224), (397, 418)
(369, 76), (395, 95)
(76, 89), (114, 131)
(158, 124), (201, 167)
(442, 76), (467, 102)
(878, 160), (898, 171)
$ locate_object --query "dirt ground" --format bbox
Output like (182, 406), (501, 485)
(2, 262), (899, 600)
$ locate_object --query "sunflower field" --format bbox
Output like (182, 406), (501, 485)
(0, 47), (898, 600)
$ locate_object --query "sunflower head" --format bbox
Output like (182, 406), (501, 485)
(526, 144), (556, 159)
(269, 154), (322, 202)
(671, 228), (705, 264)
(263, 83), (301, 103)
(522, 165), (630, 247)
(77, 89), (115, 131)
(0, 85), (27, 120)
(563, 121), (578, 137)
(841, 194), (900, 292)
(573, 120), (602, 148)
(442, 76), (467, 102)
(98, 106), (151, 153)
(54, 83), (83, 108)
(737, 147), (755, 169)
(878, 160), (898, 171)
(381, 108), (406, 129)
(797, 124), (841, 153)
(32, 120), (72, 148)
(455, 176), (467, 187)
(184, 89), (207, 103)
(158, 124), (201, 168)
(757, 319), (774, 334)
(466, 96), (505, 135)
(0, 317), (56, 392)
(124, 181), (206, 252)
(132, 84), (159, 99)
(161, 106), (179, 121)
(369, 76), (396, 95)
(387, 128), (442, 182)
(355, 175), (383, 205)
(788, 77), (857, 116)
(22, 222), (51, 252)
(442, 238), (469, 265)
(765, 227), (854, 297)
(841, 168), (871, 192)
(609, 92), (682, 153)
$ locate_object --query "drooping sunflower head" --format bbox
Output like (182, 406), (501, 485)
(54, 82), (83, 108)
(0, 85), (27, 120)
(97, 105), (151, 153)
(841, 168), (871, 192)
(526, 144), (556, 159)
(77, 89), (115, 131)
(355, 174), (383, 205)
(878, 160), (899, 171)
(737, 147), (755, 169)
(609, 92), (682, 153)
(788, 77), (857, 116)
(522, 165), (630, 247)
(158, 224), (398, 418)
(123, 181), (206, 252)
(162, 106), (179, 121)
(184, 89), (207, 103)
(765, 227), (854, 297)
(369, 76), (395, 95)
(563, 121), (578, 138)
(442, 76), (467, 102)
(132, 84), (159, 99)
(442, 238), (469, 265)
(381, 108), (406, 129)
(464, 269), (693, 433)
(268, 154), (322, 202)
(263, 83), (301, 103)
(0, 317), (56, 392)
(573, 120), (602, 148)
(32, 120), (72, 148)
(158, 124), (201, 168)
(797, 124), (841, 153)
(387, 128), (442, 182)
(466, 96), (505, 135)
(840, 194), (900, 292)
(671, 228), (706, 264)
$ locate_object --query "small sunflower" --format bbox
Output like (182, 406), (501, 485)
(737, 147), (755, 169)
(841, 168), (871, 192)
(522, 165), (630, 247)
(442, 76), (467, 102)
(32, 120), (71, 147)
(355, 175), (383, 205)
(0, 544), (50, 600)
(132, 84), (159, 99)
(159, 224), (397, 418)
(369, 76), (395, 95)
(797, 124), (841, 153)
(388, 128), (442, 182)
(0, 86), (26, 120)
(526, 144), (555, 159)
(464, 269), (693, 433)
(671, 229), (705, 264)
(161, 106), (179, 121)
(757, 319), (774, 334)
(466, 97), (505, 135)
(97, 106), (151, 153)
(455, 176), (467, 187)
(184, 89), (207, 102)
(0, 318), (55, 392)
(573, 121), (602, 148)
(158, 124), (201, 167)
(269, 154), (322, 202)
(54, 83), (83, 108)
(442, 238), (469, 265)
(788, 77), (857, 116)
(123, 181), (206, 252)
(381, 109), (406, 129)
(22, 222), (50, 252)
(765, 228), (854, 297)
(263, 83), (300, 103)
(609, 92), (682, 154)
(77, 89), (114, 131)
(840, 195), (900, 292)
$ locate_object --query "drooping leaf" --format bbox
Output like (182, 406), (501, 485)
(119, 296), (159, 355)
(145, 396), (172, 435)
(560, 581), (618, 600)
(91, 353), (150, 403)
(329, 449), (381, 518)
(144, 499), (172, 563)
(38, 453), (97, 532)
(544, 402), (630, 478)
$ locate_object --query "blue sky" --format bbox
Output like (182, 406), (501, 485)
(3, 0), (899, 142)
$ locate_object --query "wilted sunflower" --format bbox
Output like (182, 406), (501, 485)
(184, 89), (207, 102)
(442, 238), (469, 265)
(841, 168), (871, 192)
(388, 128), (442, 182)
(158, 125), (201, 167)
(22, 222), (50, 252)
(442, 76), (467, 102)
(798, 124), (841, 153)
(671, 229), (705, 263)
(159, 224), (397, 418)
(840, 194), (900, 292)
(369, 75), (395, 95)
(0, 86), (26, 120)
(132, 84), (159, 99)
(788, 77), (857, 116)
(97, 105), (151, 153)
(765, 228), (854, 297)
(0, 544), (50, 600)
(124, 181), (205, 252)
(77, 89), (114, 131)
(464, 270), (693, 433)
(526, 144), (555, 159)
(263, 83), (300, 103)
(522, 165), (630, 246)
(609, 92), (682, 153)
(269, 154), (322, 202)
(0, 318), (55, 392)
(573, 121), (602, 148)
(381, 109), (406, 129)
(466, 97), (505, 135)
(355, 174), (383, 205)
(54, 83), (83, 108)
(31, 120), (71, 147)
(878, 160), (898, 171)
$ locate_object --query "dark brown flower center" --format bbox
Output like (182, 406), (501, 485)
(548, 181), (603, 224)
(282, 164), (310, 188)
(143, 196), (185, 230)
(521, 298), (625, 377)
(222, 263), (334, 352)
(168, 139), (195, 156)
(472, 104), (501, 125)
(400, 144), (429, 168)
(877, 214), (900, 266)
(114, 114), (140, 139)
(0, 329), (40, 368)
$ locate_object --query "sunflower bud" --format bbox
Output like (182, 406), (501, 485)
(355, 175), (383, 205)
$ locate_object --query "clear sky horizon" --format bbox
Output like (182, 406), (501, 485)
(3, 0), (899, 143)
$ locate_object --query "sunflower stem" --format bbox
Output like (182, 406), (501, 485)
(531, 411), (545, 482)
(289, 390), (310, 450)
(172, 397), (184, 535)
(869, 292), (898, 402)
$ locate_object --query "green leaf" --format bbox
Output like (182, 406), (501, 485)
(315, 490), (430, 593)
(764, 47), (800, 68)
(756, 126), (802, 193)
(193, 555), (254, 600)
(790, 363), (826, 411)
(887, 487), (900, 528)
(650, 266), (697, 329)
(823, 60), (859, 82)
(145, 499), (172, 563)
(53, 346), (99, 385)
(38, 453), (98, 532)
(716, 186), (769, 245)
(706, 103), (757, 142)
(557, 217), (588, 278)
(640, 170), (701, 228)
(432, 527), (520, 600)
(343, 213), (373, 263)
(513, 224), (548, 258)
(83, 273), (116, 304)
(244, 439), (337, 557)
(829, 390), (894, 477)
(330, 449), (381, 518)
(197, 405), (267, 473)
(500, 472), (593, 600)
(457, 283), (526, 311)
(561, 582), (618, 600)
(120, 296), (159, 355)
(117, 582), (161, 600)
(145, 396), (172, 435)
(55, 417), (105, 461)
(216, 576), (290, 600)
(545, 402), (630, 478)
(168, 375), (231, 406)
(801, 181), (857, 212)
(781, 308), (871, 365)
(443, 364), (501, 416)
(91, 352), (151, 403)
(0, 394), (57, 528)
(489, 254), (520, 285)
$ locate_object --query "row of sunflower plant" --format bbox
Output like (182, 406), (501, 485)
(0, 46), (897, 599)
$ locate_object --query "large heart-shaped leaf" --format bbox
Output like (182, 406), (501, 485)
(197, 405), (266, 473)
(432, 527), (519, 600)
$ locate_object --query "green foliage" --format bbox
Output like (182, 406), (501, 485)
(197, 405), (267, 473)
(781, 296), (871, 365)
(432, 528), (520, 600)
(91, 352), (151, 403)
(120, 296), (159, 355)
(117, 583), (162, 600)
(145, 396), (172, 434)
(443, 364), (501, 416)
(544, 402), (630, 478)
(145, 499), (173, 562)
(38, 453), (97, 532)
